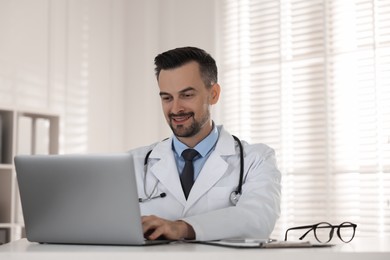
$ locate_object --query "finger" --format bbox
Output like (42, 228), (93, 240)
(147, 226), (165, 240)
(141, 215), (163, 237)
(141, 216), (153, 233)
(148, 221), (181, 240)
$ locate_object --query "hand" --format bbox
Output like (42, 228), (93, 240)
(141, 215), (195, 240)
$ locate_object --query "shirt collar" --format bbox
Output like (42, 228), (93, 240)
(172, 123), (219, 158)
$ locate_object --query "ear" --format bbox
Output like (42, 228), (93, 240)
(209, 83), (221, 105)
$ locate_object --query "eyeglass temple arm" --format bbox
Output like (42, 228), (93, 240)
(284, 225), (316, 241)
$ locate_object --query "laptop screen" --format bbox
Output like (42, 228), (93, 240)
(14, 153), (148, 245)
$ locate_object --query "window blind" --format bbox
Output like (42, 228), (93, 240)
(218, 0), (390, 238)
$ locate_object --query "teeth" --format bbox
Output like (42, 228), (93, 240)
(173, 115), (190, 122)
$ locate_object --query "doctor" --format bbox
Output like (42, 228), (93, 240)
(129, 47), (281, 241)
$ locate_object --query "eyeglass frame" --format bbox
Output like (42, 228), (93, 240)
(284, 221), (357, 243)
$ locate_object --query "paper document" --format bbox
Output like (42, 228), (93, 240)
(196, 239), (334, 248)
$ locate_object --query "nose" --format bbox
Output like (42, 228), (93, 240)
(171, 98), (184, 114)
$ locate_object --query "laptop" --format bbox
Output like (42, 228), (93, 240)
(14, 153), (170, 246)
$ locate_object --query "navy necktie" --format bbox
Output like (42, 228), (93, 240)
(180, 149), (199, 199)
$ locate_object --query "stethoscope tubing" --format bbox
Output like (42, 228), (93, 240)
(140, 135), (244, 204)
(232, 135), (244, 195)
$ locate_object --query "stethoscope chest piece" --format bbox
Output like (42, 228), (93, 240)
(230, 190), (241, 206)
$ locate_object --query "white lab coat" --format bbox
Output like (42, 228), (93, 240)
(129, 126), (281, 241)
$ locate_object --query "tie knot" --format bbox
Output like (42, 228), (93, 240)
(182, 149), (199, 162)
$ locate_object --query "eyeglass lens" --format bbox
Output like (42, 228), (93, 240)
(314, 222), (333, 243)
(313, 222), (356, 243)
(337, 222), (356, 243)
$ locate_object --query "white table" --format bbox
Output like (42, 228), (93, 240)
(0, 237), (389, 260)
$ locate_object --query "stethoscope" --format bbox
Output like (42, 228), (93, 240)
(138, 135), (244, 206)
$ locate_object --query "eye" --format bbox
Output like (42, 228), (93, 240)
(160, 95), (172, 102)
(182, 92), (195, 99)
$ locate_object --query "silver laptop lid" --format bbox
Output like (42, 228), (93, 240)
(14, 153), (146, 245)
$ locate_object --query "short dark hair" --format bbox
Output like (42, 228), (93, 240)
(154, 46), (218, 88)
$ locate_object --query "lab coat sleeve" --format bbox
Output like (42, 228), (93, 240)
(182, 144), (281, 241)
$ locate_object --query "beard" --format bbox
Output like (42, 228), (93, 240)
(168, 111), (210, 138)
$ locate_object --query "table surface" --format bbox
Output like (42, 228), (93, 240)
(1, 237), (389, 260)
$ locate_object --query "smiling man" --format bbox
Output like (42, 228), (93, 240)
(129, 47), (281, 241)
(158, 60), (219, 148)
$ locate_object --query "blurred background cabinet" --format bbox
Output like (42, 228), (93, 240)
(0, 107), (59, 244)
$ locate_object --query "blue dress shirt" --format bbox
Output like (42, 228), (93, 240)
(172, 124), (219, 181)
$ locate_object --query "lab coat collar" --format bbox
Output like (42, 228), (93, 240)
(184, 126), (236, 212)
(146, 126), (236, 208)
(147, 138), (187, 205)
(213, 125), (236, 156)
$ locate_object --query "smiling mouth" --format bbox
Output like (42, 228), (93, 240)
(169, 113), (193, 124)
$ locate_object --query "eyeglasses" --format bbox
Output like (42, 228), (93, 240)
(284, 222), (357, 243)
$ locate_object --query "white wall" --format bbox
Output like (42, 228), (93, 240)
(0, 0), (217, 153)
(123, 0), (217, 149)
(0, 0), (125, 153)
(86, 0), (127, 152)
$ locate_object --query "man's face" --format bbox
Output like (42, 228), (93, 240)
(158, 61), (220, 143)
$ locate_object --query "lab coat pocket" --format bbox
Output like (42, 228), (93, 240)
(207, 186), (235, 210)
